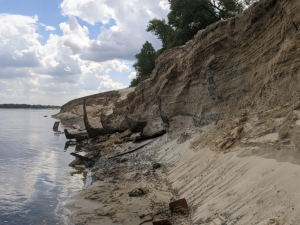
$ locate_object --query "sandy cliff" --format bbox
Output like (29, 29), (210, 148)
(55, 0), (300, 148)
(55, 0), (300, 224)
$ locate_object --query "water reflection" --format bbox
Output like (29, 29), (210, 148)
(75, 145), (83, 152)
(64, 141), (77, 151)
(70, 166), (87, 177)
(0, 109), (87, 225)
(64, 141), (85, 152)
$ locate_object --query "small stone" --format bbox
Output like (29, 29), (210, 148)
(128, 188), (145, 197)
(143, 170), (151, 176)
(153, 163), (161, 170)
(120, 157), (128, 163)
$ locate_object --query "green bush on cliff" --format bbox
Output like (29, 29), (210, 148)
(130, 41), (156, 87)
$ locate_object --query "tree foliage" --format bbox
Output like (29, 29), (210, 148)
(146, 19), (173, 50)
(130, 41), (156, 87)
(148, 0), (244, 50)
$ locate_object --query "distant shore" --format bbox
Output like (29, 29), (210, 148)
(0, 108), (60, 110)
(0, 104), (60, 109)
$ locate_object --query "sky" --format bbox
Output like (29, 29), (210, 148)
(0, 0), (170, 106)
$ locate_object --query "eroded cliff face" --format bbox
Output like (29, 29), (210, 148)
(130, 0), (300, 148)
(53, 88), (135, 131)
(56, 0), (300, 148)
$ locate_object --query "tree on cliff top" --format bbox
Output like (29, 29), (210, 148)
(147, 0), (244, 49)
(130, 41), (156, 87)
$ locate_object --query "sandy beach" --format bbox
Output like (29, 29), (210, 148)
(62, 121), (300, 224)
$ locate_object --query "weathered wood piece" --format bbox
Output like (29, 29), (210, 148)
(53, 121), (60, 131)
(64, 129), (76, 139)
(64, 129), (87, 140)
(75, 134), (89, 142)
(83, 100), (106, 138)
(169, 198), (189, 215)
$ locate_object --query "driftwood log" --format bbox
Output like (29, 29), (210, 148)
(64, 129), (87, 140)
(70, 152), (93, 162)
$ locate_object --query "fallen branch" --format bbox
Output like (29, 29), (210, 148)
(108, 140), (153, 159)
(70, 152), (93, 162)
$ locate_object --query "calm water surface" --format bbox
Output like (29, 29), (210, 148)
(0, 109), (86, 225)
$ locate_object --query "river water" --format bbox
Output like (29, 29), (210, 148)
(0, 109), (86, 225)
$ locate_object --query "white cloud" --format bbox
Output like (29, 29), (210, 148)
(60, 0), (114, 25)
(0, 13), (136, 105)
(36, 33), (82, 77)
(0, 14), (41, 70)
(60, 0), (169, 62)
(159, 0), (170, 11)
(78, 60), (130, 91)
(146, 9), (155, 18)
(64, 66), (71, 72)
(45, 26), (56, 31)
(59, 16), (90, 53)
(98, 74), (125, 91)
(0, 0), (171, 105)
(128, 71), (136, 79)
(40, 23), (56, 31)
